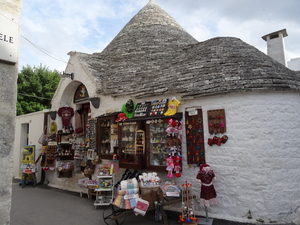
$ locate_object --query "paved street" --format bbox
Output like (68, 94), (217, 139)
(10, 179), (179, 225)
(10, 179), (292, 225)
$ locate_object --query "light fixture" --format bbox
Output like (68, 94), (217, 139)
(89, 97), (100, 109)
(59, 72), (74, 80)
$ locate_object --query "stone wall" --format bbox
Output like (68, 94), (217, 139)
(0, 1), (22, 224)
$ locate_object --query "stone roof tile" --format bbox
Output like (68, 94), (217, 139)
(75, 2), (300, 99)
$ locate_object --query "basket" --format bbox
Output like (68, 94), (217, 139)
(139, 184), (160, 195)
(57, 162), (74, 172)
(78, 178), (89, 187)
(83, 168), (95, 177)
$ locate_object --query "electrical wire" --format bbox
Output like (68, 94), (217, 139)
(21, 35), (68, 64)
(18, 93), (52, 100)
(0, 12), (68, 64)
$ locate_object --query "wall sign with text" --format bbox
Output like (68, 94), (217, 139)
(0, 9), (20, 63)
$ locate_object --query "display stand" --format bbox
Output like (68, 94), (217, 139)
(21, 172), (37, 188)
(20, 145), (37, 188)
(135, 130), (145, 155)
(94, 175), (114, 209)
(197, 207), (213, 225)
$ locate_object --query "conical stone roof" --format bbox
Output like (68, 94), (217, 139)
(77, 1), (300, 99)
(98, 0), (198, 57)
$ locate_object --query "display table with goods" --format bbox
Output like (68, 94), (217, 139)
(102, 171), (195, 225)
(94, 175), (115, 209)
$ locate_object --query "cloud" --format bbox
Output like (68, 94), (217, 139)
(19, 0), (300, 71)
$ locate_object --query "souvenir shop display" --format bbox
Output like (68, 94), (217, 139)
(58, 106), (74, 129)
(149, 99), (168, 116)
(196, 164), (217, 207)
(147, 118), (183, 173)
(94, 174), (115, 208)
(56, 161), (74, 178)
(83, 160), (95, 179)
(113, 177), (139, 209)
(121, 99), (137, 119)
(87, 118), (97, 150)
(118, 121), (144, 169)
(38, 126), (48, 145)
(207, 109), (228, 146)
(196, 164), (217, 224)
(97, 113), (119, 159)
(179, 181), (198, 224)
(164, 97), (181, 116)
(135, 130), (145, 155)
(134, 101), (151, 117)
(160, 180), (181, 197)
(185, 108), (205, 166)
(138, 172), (160, 189)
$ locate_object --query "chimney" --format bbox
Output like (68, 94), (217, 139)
(262, 29), (288, 66)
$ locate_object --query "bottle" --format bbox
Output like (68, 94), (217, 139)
(65, 126), (70, 133)
(110, 163), (114, 175)
(69, 123), (74, 133)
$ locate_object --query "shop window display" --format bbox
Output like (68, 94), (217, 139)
(118, 121), (144, 169)
(96, 114), (119, 160)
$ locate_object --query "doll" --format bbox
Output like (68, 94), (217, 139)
(173, 155), (182, 177)
(166, 157), (174, 178)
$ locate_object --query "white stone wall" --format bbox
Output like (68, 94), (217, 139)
(13, 110), (47, 179)
(288, 57), (300, 71)
(174, 91), (300, 224)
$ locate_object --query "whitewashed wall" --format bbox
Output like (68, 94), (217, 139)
(176, 91), (300, 224)
(13, 110), (47, 180)
(48, 52), (300, 224)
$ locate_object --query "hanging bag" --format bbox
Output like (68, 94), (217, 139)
(38, 126), (48, 145)
(75, 110), (84, 134)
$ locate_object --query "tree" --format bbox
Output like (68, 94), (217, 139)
(17, 65), (61, 115)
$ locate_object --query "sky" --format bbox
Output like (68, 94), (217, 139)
(19, 0), (300, 72)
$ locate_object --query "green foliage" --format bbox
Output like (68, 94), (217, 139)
(17, 65), (61, 115)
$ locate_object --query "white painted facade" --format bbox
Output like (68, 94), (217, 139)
(13, 110), (47, 180)
(288, 57), (300, 71)
(39, 51), (300, 224)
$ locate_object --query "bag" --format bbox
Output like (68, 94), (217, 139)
(75, 127), (83, 133)
(38, 133), (46, 145)
(38, 126), (48, 145)
(133, 198), (149, 216)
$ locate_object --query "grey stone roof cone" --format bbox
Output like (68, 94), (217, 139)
(100, 0), (198, 56)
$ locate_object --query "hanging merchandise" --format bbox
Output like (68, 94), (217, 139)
(149, 99), (168, 116)
(185, 108), (205, 167)
(121, 99), (137, 119)
(115, 113), (128, 122)
(173, 155), (182, 177)
(74, 109), (84, 134)
(134, 101), (151, 117)
(166, 157), (174, 178)
(49, 122), (57, 135)
(58, 106), (74, 128)
(179, 181), (198, 224)
(164, 97), (181, 116)
(207, 109), (228, 147)
(196, 164), (217, 207)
